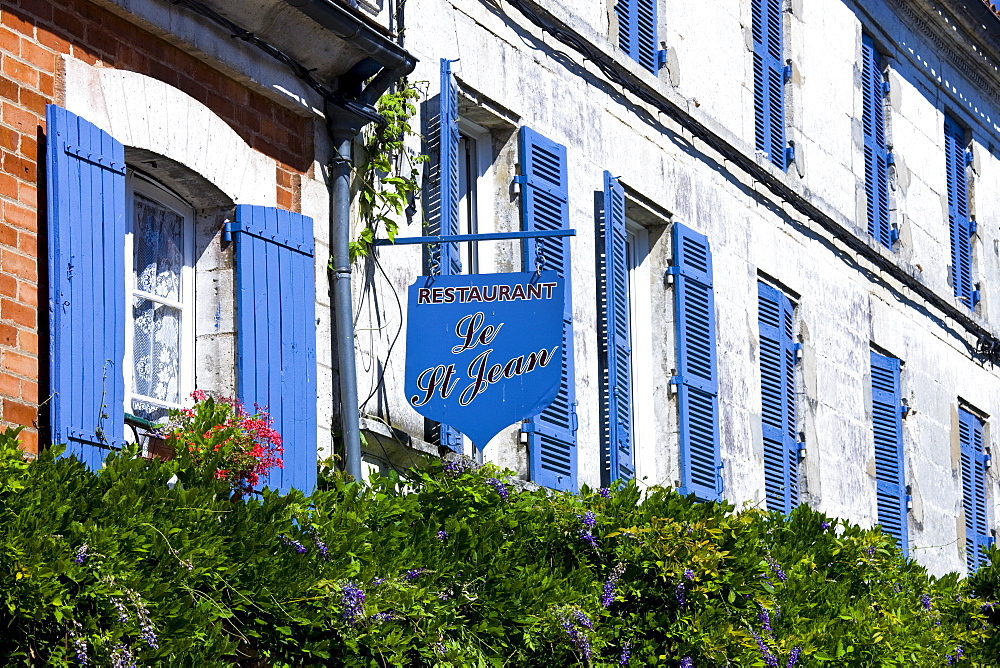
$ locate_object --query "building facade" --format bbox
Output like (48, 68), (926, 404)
(1, 0), (999, 576)
(356, 0), (1000, 577)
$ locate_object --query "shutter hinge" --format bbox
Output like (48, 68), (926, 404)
(900, 401), (910, 418)
(984, 454), (992, 469)
(887, 152), (895, 166)
(717, 462), (725, 495)
(889, 227), (900, 245)
(782, 63), (793, 83)
(793, 342), (803, 361)
(968, 219), (978, 236)
(906, 494), (913, 511)
(223, 221), (235, 243)
(973, 289), (981, 308)
(513, 174), (528, 186)
(965, 149), (974, 167)
(796, 441), (806, 459)
(784, 144), (795, 166)
(881, 80), (891, 96)
(657, 48), (668, 70)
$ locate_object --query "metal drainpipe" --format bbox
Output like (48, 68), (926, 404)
(328, 108), (365, 481)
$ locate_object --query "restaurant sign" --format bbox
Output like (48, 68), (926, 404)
(405, 271), (564, 447)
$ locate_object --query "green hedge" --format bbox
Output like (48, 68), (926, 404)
(0, 428), (995, 666)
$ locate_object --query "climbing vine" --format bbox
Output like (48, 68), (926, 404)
(350, 79), (427, 263)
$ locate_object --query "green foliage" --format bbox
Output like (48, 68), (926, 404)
(0, 428), (995, 665)
(350, 80), (428, 263)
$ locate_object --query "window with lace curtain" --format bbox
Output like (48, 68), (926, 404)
(124, 176), (195, 423)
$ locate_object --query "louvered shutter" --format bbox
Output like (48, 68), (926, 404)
(862, 36), (892, 249)
(232, 205), (317, 494)
(436, 58), (463, 452)
(615, 0), (659, 74)
(672, 223), (720, 501)
(519, 126), (577, 492)
(944, 115), (974, 307)
(758, 282), (797, 513)
(960, 408), (991, 572)
(870, 351), (907, 553)
(752, 0), (787, 170)
(46, 104), (127, 468)
(601, 172), (634, 483)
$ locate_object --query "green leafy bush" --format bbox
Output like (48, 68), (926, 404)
(0, 427), (994, 666)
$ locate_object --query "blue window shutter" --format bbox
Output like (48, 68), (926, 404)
(944, 115), (973, 306)
(752, 0), (786, 170)
(601, 171), (634, 484)
(233, 205), (317, 494)
(870, 351), (907, 553)
(959, 408), (990, 572)
(615, 0), (658, 74)
(45, 104), (127, 468)
(672, 222), (720, 501)
(862, 36), (892, 249)
(519, 126), (576, 492)
(758, 282), (797, 514)
(436, 58), (463, 452)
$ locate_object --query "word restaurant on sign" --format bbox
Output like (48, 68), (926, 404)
(416, 281), (559, 305)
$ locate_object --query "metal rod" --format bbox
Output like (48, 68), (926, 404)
(374, 229), (577, 246)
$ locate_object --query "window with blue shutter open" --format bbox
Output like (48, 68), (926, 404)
(671, 222), (720, 501)
(758, 282), (798, 514)
(959, 408), (992, 572)
(46, 104), (128, 468)
(615, 0), (659, 74)
(862, 35), (893, 249)
(519, 126), (577, 492)
(231, 205), (318, 494)
(752, 0), (789, 170)
(600, 172), (634, 485)
(870, 350), (908, 553)
(944, 114), (975, 308)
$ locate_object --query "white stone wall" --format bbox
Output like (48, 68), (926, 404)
(349, 0), (1000, 576)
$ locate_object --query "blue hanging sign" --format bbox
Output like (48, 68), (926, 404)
(405, 271), (564, 447)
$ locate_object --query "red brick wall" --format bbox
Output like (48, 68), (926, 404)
(0, 0), (316, 454)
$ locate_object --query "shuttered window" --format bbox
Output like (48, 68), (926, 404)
(944, 114), (976, 307)
(46, 104), (128, 468)
(600, 172), (634, 484)
(615, 0), (659, 74)
(870, 350), (908, 553)
(862, 35), (893, 249)
(758, 282), (798, 513)
(435, 58), (464, 452)
(959, 408), (992, 572)
(232, 205), (318, 494)
(672, 223), (720, 501)
(519, 126), (577, 492)
(752, 0), (788, 170)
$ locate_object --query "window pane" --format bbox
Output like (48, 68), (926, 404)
(134, 193), (184, 300)
(132, 296), (181, 406)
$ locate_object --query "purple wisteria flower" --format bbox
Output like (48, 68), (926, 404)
(486, 478), (509, 501)
(765, 556), (787, 583)
(602, 562), (626, 608)
(128, 590), (158, 649)
(110, 596), (130, 623)
(404, 568), (426, 581)
(821, 521), (831, 530)
(73, 544), (89, 565)
(684, 568), (695, 581)
(578, 510), (597, 529)
(674, 582), (687, 610)
(435, 642), (447, 656)
(751, 629), (779, 668)
(372, 610), (397, 622)
(309, 527), (329, 560)
(371, 577), (387, 588)
(279, 534), (308, 554)
(573, 609), (593, 630)
(865, 545), (877, 557)
(599, 487), (611, 499)
(341, 582), (365, 626)
(559, 610), (593, 661)
(579, 529), (599, 550)
(679, 657), (694, 668)
(893, 582), (903, 593)
(109, 644), (135, 668)
(758, 606), (772, 633)
(437, 530), (449, 541)
(618, 639), (632, 665)
(786, 646), (802, 667)
(68, 621), (87, 666)
(921, 594), (932, 610)
(443, 459), (468, 475)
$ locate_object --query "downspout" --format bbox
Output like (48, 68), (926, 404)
(290, 0), (416, 479)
